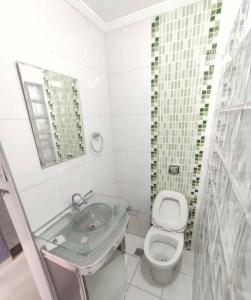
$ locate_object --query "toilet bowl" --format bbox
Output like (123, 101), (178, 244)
(144, 191), (188, 285)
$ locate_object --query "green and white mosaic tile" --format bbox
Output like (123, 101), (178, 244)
(151, 0), (223, 249)
(44, 71), (85, 162)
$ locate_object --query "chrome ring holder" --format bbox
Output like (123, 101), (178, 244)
(90, 132), (104, 154)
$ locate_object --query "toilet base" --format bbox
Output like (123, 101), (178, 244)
(151, 266), (174, 286)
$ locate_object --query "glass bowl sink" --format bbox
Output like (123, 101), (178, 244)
(71, 203), (112, 233)
(34, 193), (128, 268)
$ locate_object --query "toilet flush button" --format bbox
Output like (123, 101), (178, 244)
(169, 165), (179, 175)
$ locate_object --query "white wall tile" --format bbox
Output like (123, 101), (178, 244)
(117, 182), (150, 237)
(58, 163), (93, 207)
(0, 120), (59, 192)
(20, 177), (64, 231)
(112, 115), (151, 153)
(115, 152), (150, 186)
(109, 68), (151, 115)
(85, 116), (114, 155)
(106, 30), (123, 74)
(106, 19), (151, 238)
(121, 20), (151, 71)
(82, 71), (111, 117)
(0, 2), (115, 299)
(0, 62), (29, 120)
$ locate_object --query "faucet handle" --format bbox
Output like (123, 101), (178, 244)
(83, 190), (94, 200)
(72, 193), (84, 205)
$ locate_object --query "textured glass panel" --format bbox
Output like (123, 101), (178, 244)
(212, 233), (227, 300)
(31, 102), (47, 117)
(231, 33), (251, 107)
(210, 151), (221, 186)
(220, 182), (244, 271)
(222, 111), (241, 164)
(35, 119), (51, 133)
(27, 84), (43, 100)
(244, 64), (251, 104)
(224, 287), (234, 300)
(207, 200), (218, 258)
(193, 1), (251, 300)
(215, 162), (228, 216)
(219, 61), (238, 108)
(231, 218), (251, 300)
(215, 112), (228, 149)
(204, 269), (214, 300)
(231, 111), (251, 211)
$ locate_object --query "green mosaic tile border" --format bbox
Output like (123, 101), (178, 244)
(186, 0), (223, 250)
(150, 0), (223, 250)
(151, 16), (160, 202)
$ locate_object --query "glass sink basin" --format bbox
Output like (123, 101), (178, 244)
(34, 193), (128, 267)
(71, 203), (112, 233)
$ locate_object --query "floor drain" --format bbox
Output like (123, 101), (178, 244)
(134, 248), (144, 257)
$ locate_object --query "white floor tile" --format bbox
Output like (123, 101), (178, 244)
(176, 250), (194, 276)
(125, 285), (160, 300)
(0, 253), (41, 300)
(162, 272), (192, 300)
(126, 254), (140, 283)
(125, 233), (145, 256)
(132, 259), (163, 297)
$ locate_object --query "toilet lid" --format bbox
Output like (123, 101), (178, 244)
(152, 191), (188, 232)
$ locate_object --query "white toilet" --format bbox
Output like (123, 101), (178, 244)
(144, 190), (188, 285)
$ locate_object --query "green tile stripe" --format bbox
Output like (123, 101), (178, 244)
(151, 16), (160, 202)
(150, 0), (223, 250)
(186, 0), (223, 249)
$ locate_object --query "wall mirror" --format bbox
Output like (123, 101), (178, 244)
(17, 62), (85, 168)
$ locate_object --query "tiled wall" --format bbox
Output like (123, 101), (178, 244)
(106, 20), (152, 237)
(0, 1), (116, 298)
(0, 0), (117, 232)
(193, 0), (251, 299)
(151, 0), (222, 249)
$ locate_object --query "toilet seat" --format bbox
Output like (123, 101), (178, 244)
(144, 227), (184, 269)
(152, 190), (188, 232)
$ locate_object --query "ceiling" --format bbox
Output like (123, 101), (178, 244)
(82, 0), (167, 22)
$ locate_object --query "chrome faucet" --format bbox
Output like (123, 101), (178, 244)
(72, 190), (94, 213)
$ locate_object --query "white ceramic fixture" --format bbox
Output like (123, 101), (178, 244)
(144, 190), (188, 285)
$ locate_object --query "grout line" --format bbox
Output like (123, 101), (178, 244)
(130, 283), (162, 299)
(129, 256), (140, 284)
(111, 112), (150, 117)
(108, 66), (150, 76)
(175, 269), (193, 278)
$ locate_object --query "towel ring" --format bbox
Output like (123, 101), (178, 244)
(90, 132), (104, 154)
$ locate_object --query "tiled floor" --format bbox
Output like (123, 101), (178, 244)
(125, 233), (194, 300)
(0, 253), (41, 300)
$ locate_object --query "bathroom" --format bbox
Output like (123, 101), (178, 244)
(0, 0), (250, 299)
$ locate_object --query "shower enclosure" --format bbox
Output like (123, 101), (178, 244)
(193, 0), (251, 299)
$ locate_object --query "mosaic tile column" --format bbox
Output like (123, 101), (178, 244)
(151, 0), (223, 249)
